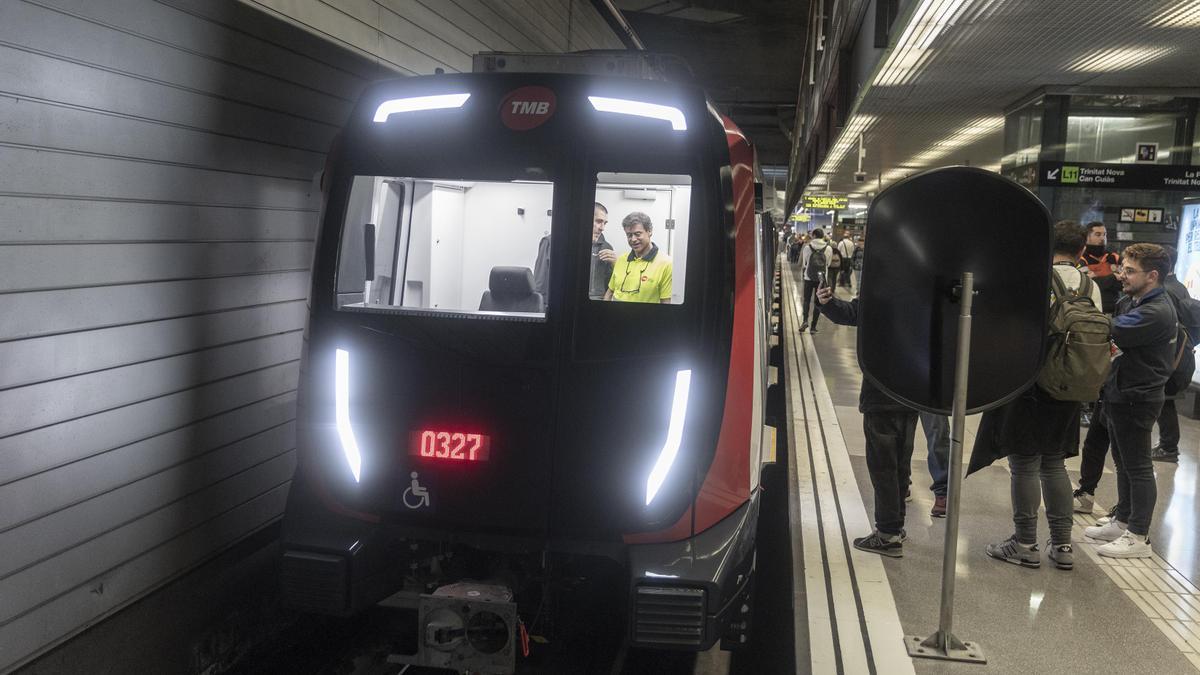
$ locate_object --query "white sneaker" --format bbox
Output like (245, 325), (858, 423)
(1097, 531), (1153, 559)
(1084, 519), (1127, 542)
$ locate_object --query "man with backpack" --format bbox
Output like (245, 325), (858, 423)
(1084, 243), (1177, 558)
(800, 229), (832, 333)
(969, 221), (1106, 571)
(1151, 246), (1199, 463)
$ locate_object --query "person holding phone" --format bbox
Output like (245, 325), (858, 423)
(815, 283), (919, 557)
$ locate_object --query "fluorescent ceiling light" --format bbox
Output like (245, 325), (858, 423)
(1149, 1), (1200, 27)
(335, 349), (363, 482)
(903, 116), (1003, 166)
(589, 96), (687, 131)
(1069, 46), (1175, 72)
(645, 369), (692, 506)
(875, 0), (976, 86)
(373, 93), (470, 122)
(817, 114), (877, 176)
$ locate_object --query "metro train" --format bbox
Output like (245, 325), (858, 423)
(279, 53), (781, 672)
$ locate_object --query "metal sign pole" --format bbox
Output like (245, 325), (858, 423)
(905, 272), (987, 664)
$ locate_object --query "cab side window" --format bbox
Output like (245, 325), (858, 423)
(590, 172), (691, 305)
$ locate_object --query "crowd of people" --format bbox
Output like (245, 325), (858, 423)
(791, 219), (1196, 565)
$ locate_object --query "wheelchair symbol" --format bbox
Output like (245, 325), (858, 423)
(403, 471), (430, 509)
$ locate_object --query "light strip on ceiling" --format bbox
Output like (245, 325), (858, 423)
(1149, 0), (1200, 27)
(373, 93), (471, 122)
(904, 116), (1003, 166)
(809, 0), (981, 193)
(645, 369), (692, 506)
(874, 0), (976, 86)
(1068, 46), (1175, 72)
(816, 114), (877, 176)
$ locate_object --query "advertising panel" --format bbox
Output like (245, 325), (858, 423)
(1174, 200), (1200, 386)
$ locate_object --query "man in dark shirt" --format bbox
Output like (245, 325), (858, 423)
(1079, 222), (1122, 314)
(1084, 243), (1177, 559)
(532, 202), (614, 305)
(816, 285), (918, 558)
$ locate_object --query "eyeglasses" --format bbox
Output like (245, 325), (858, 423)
(618, 258), (651, 294)
(1119, 266), (1146, 276)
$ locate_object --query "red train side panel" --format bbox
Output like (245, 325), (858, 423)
(626, 114), (759, 543)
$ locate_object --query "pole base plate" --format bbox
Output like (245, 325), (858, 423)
(904, 633), (986, 664)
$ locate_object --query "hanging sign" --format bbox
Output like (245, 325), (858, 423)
(1040, 161), (1200, 191)
(802, 194), (849, 210)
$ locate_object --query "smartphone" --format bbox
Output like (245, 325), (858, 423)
(817, 272), (828, 289)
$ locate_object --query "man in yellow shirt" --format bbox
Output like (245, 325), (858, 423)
(605, 212), (673, 304)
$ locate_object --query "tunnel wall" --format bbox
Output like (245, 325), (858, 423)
(0, 0), (616, 670)
(244, 0), (625, 71)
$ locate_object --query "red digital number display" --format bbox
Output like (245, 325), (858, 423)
(409, 429), (491, 462)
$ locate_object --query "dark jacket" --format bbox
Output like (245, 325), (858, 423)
(817, 296), (913, 413)
(533, 234), (552, 301)
(590, 234), (614, 299)
(1162, 274), (1199, 397)
(968, 384), (1081, 474)
(1104, 286), (1177, 405)
(532, 233), (615, 303)
(1080, 247), (1122, 313)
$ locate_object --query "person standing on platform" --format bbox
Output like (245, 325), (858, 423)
(1084, 243), (1177, 559)
(837, 232), (855, 289)
(1152, 246), (1199, 463)
(816, 285), (918, 557)
(1080, 221), (1122, 314)
(800, 229), (831, 333)
(920, 413), (951, 518)
(851, 237), (865, 296)
(973, 220), (1101, 570)
(1078, 222), (1122, 429)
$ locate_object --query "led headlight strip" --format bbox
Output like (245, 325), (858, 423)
(646, 369), (693, 506)
(335, 349), (362, 482)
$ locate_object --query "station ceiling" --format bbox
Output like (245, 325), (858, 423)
(612, 0), (810, 168)
(807, 0), (1200, 201)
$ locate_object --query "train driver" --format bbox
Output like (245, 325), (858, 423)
(605, 211), (673, 304)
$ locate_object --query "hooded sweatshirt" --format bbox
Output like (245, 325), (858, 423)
(801, 239), (831, 281)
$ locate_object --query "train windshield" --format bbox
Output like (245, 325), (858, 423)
(334, 172), (693, 317)
(335, 177), (554, 319)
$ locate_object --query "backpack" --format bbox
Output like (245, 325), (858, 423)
(805, 243), (828, 282)
(852, 247), (864, 270)
(1164, 290), (1200, 396)
(1037, 271), (1112, 402)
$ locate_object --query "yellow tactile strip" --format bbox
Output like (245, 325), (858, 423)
(1074, 513), (1200, 672)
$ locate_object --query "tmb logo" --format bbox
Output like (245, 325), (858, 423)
(500, 86), (556, 131)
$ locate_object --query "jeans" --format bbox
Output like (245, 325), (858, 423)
(839, 267), (853, 287)
(1077, 401), (1109, 494)
(863, 411), (919, 534)
(801, 280), (822, 328)
(1106, 400), (1162, 536)
(1157, 398), (1180, 451)
(920, 413), (950, 496)
(1009, 454), (1073, 545)
(853, 269), (862, 294)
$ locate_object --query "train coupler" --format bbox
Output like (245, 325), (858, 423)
(386, 582), (518, 674)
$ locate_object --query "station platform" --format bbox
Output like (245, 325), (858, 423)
(779, 262), (1200, 673)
